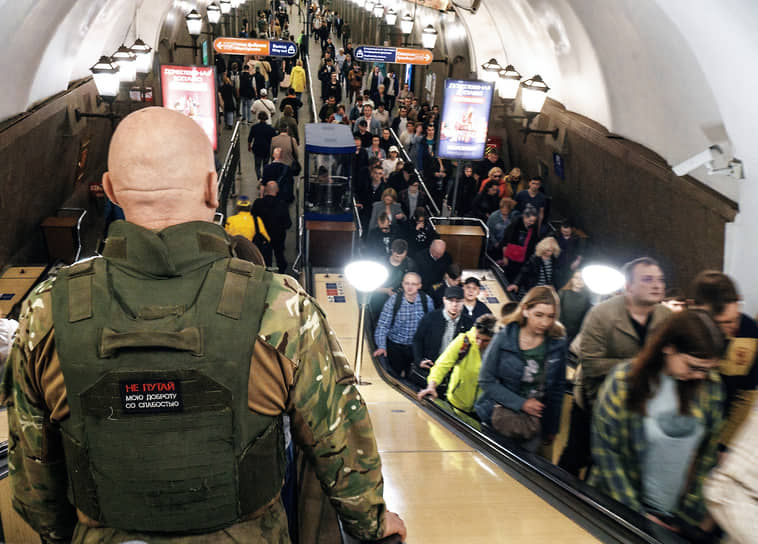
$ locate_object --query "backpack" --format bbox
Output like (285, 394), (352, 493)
(389, 291), (430, 328)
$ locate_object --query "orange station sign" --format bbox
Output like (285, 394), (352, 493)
(213, 38), (299, 57)
(395, 48), (433, 65)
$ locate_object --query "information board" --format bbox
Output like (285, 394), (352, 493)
(353, 45), (433, 65)
(438, 79), (494, 160)
(213, 37), (298, 58)
(160, 65), (218, 150)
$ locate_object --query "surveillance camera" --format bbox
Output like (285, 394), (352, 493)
(672, 145), (723, 176)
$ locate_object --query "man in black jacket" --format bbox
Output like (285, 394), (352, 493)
(410, 285), (472, 388)
(279, 88), (303, 122)
(252, 181), (292, 273)
(461, 276), (491, 320)
(414, 239), (452, 292)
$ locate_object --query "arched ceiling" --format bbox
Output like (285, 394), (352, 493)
(2, 0), (758, 307)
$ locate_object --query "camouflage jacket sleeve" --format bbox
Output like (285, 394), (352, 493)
(0, 279), (77, 543)
(259, 275), (387, 541)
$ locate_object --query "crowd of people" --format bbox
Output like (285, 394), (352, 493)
(197, 5), (758, 541)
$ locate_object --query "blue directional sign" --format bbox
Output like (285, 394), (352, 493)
(354, 45), (398, 63)
(269, 40), (299, 58)
(353, 45), (433, 65)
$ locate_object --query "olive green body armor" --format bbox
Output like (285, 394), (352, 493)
(51, 246), (284, 534)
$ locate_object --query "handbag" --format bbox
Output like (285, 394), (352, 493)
(490, 352), (548, 441)
(290, 137), (302, 176)
(503, 226), (533, 263)
(280, 73), (291, 89)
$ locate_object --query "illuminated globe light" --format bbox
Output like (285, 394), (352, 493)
(385, 8), (397, 25)
(582, 265), (625, 295)
(185, 9), (203, 36)
(520, 74), (550, 113)
(497, 64), (522, 100)
(206, 2), (222, 24)
(421, 24), (438, 49)
(480, 58), (503, 83)
(89, 56), (120, 101)
(112, 44), (137, 82)
(130, 38), (153, 76)
(345, 261), (388, 292)
(400, 13), (414, 34)
(219, 0), (232, 15)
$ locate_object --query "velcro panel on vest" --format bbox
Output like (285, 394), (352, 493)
(99, 327), (204, 358)
(239, 416), (285, 514)
(217, 258), (261, 319)
(67, 260), (95, 322)
(79, 369), (238, 532)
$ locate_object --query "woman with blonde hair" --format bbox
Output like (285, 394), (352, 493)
(508, 236), (562, 296)
(475, 286), (567, 452)
(506, 167), (524, 195)
(289, 59), (307, 100)
(368, 187), (405, 230)
(478, 167), (512, 199)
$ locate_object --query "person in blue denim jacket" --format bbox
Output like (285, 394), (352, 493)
(475, 286), (567, 451)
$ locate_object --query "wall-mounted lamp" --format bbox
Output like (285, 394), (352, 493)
(480, 58), (503, 82)
(112, 44), (137, 83)
(207, 2), (222, 24)
(365, 0), (375, 13)
(400, 13), (414, 34)
(88, 56), (120, 104)
(385, 8), (397, 25)
(421, 24), (438, 49)
(130, 38), (153, 77)
(174, 9), (202, 62)
(76, 56), (121, 124)
(497, 64), (522, 100)
(373, 2), (384, 18)
(185, 9), (203, 36)
(219, 0), (232, 15)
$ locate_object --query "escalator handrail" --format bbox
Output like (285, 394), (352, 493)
(388, 127), (441, 216)
(352, 196), (363, 240)
(302, 51), (318, 125)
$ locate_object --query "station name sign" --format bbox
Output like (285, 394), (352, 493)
(353, 45), (433, 65)
(213, 37), (298, 58)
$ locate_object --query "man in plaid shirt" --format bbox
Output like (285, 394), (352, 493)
(374, 272), (431, 378)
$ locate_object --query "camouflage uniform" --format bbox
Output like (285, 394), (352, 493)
(0, 221), (386, 543)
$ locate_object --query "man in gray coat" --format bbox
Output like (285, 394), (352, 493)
(558, 256), (670, 476)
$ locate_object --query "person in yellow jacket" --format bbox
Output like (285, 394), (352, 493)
(290, 59), (307, 100)
(225, 196), (272, 265)
(417, 314), (498, 415)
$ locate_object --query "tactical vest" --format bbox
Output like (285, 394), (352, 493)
(51, 255), (285, 534)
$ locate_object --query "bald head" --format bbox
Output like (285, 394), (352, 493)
(102, 107), (218, 230)
(264, 181), (279, 196)
(272, 147), (282, 161)
(430, 239), (446, 259)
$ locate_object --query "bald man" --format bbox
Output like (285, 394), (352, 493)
(414, 238), (452, 293)
(252, 181), (292, 273)
(0, 107), (405, 543)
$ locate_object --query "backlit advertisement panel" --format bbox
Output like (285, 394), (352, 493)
(161, 65), (217, 150)
(438, 79), (494, 160)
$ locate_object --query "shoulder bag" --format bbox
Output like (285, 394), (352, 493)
(490, 353), (548, 441)
(290, 137), (302, 176)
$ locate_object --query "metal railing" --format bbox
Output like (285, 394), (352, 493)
(216, 120), (243, 219)
(388, 127), (441, 216)
(292, 177), (304, 273)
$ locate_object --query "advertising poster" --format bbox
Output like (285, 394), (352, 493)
(160, 65), (217, 150)
(438, 79), (494, 160)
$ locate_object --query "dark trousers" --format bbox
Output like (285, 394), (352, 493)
(254, 153), (269, 180)
(272, 241), (287, 274)
(557, 400), (592, 477)
(386, 339), (413, 378)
